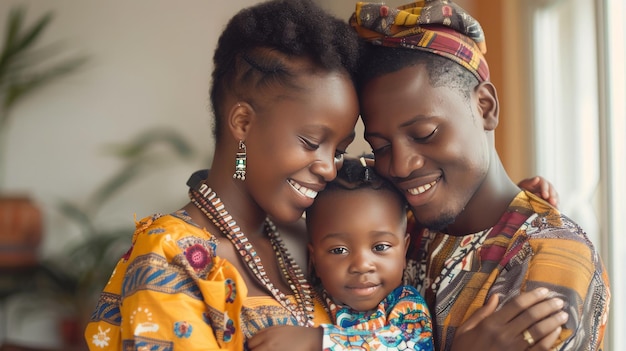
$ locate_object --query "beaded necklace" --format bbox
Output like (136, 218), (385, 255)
(189, 183), (315, 327)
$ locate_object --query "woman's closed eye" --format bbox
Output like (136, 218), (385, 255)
(299, 136), (320, 150)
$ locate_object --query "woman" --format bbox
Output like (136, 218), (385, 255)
(84, 0), (360, 349)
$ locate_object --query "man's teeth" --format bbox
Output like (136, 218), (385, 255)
(289, 180), (318, 199)
(407, 180), (437, 195)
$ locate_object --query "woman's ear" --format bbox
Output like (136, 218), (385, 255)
(228, 102), (254, 141)
(475, 82), (499, 131)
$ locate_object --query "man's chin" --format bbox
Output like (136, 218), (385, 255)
(420, 214), (456, 232)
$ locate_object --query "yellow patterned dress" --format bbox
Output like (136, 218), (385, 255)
(84, 211), (330, 351)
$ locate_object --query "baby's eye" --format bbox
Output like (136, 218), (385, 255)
(329, 247), (348, 255)
(373, 244), (391, 252)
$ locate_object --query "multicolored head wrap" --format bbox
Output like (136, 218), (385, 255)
(350, 1), (490, 82)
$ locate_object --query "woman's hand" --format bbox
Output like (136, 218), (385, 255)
(247, 325), (323, 351)
(518, 176), (559, 207)
(451, 288), (568, 351)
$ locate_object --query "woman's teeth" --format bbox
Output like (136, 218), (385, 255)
(289, 180), (318, 199)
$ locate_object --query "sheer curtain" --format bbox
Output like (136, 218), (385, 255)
(598, 0), (625, 349)
(530, 0), (623, 349)
(531, 0), (600, 245)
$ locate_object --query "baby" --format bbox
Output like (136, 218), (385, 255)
(306, 156), (434, 351)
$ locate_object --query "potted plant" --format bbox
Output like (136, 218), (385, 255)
(6, 117), (197, 350)
(41, 127), (196, 347)
(0, 6), (87, 267)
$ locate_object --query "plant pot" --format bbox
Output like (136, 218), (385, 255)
(0, 195), (43, 268)
(60, 315), (84, 348)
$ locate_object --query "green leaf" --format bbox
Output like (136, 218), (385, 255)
(104, 128), (195, 160)
(0, 8), (25, 71)
(0, 8), (53, 81)
(57, 199), (95, 235)
(89, 161), (144, 211)
(89, 128), (195, 207)
(2, 55), (88, 112)
(12, 11), (52, 55)
(0, 6), (88, 130)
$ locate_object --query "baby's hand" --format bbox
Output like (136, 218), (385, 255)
(247, 325), (322, 351)
(518, 176), (559, 207)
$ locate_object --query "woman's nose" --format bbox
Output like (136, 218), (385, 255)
(311, 151), (338, 182)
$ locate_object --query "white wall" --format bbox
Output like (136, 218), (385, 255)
(0, 1), (261, 347)
(0, 0), (264, 259)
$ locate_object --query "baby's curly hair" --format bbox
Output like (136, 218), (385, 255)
(210, 0), (361, 141)
(306, 155), (407, 222)
(327, 155), (394, 193)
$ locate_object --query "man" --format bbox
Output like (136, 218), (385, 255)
(351, 1), (610, 350)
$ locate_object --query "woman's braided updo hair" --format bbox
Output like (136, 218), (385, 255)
(210, 0), (361, 141)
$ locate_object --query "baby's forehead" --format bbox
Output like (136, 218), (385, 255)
(307, 187), (407, 230)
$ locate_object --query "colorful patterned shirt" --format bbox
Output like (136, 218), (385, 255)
(404, 191), (610, 351)
(321, 285), (434, 351)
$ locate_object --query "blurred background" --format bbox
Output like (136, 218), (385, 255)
(0, 0), (623, 350)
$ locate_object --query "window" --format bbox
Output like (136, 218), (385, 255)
(600, 0), (625, 349)
(530, 0), (623, 349)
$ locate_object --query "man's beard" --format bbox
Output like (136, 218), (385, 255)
(417, 211), (457, 233)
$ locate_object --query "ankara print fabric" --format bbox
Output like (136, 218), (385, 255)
(350, 1), (490, 82)
(404, 191), (610, 351)
(321, 285), (434, 351)
(84, 211), (330, 351)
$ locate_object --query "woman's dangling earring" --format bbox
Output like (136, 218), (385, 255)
(233, 140), (247, 180)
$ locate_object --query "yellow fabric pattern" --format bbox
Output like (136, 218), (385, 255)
(84, 211), (330, 350)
